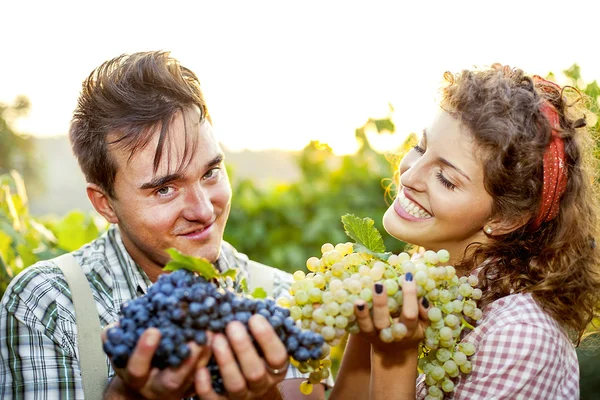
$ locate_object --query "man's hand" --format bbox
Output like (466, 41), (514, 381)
(103, 326), (212, 400)
(194, 315), (290, 399)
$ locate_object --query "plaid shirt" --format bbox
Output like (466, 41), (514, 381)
(0, 225), (322, 400)
(416, 292), (579, 399)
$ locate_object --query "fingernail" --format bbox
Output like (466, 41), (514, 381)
(374, 283), (383, 294)
(422, 297), (429, 308)
(405, 272), (413, 282)
(357, 303), (365, 311)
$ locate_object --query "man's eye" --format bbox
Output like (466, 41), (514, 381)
(156, 186), (173, 196)
(204, 167), (220, 179)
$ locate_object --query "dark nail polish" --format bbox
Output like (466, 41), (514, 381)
(357, 303), (365, 311)
(374, 283), (384, 294)
(406, 272), (413, 282)
(422, 297), (429, 308)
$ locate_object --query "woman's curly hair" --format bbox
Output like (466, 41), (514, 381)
(440, 64), (600, 342)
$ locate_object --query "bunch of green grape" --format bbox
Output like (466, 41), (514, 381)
(276, 242), (481, 397)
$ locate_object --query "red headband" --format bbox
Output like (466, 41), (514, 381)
(531, 76), (568, 230)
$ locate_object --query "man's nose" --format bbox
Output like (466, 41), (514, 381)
(182, 184), (214, 222)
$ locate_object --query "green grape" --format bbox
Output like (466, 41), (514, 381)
(459, 342), (476, 356)
(312, 307), (327, 324)
(459, 360), (473, 374)
(441, 379), (455, 393)
(452, 351), (467, 366)
(379, 327), (394, 343)
(308, 288), (322, 303)
(444, 314), (460, 328)
(295, 290), (309, 305)
(293, 270), (306, 281)
(321, 326), (336, 341)
(427, 307), (443, 322)
(290, 306), (302, 320)
(384, 278), (399, 295)
(302, 304), (313, 318)
(435, 348), (452, 363)
(458, 283), (474, 297)
(442, 360), (458, 375)
(278, 242), (482, 397)
(391, 322), (407, 340)
(430, 365), (446, 381)
(321, 291), (334, 304)
(428, 385), (443, 398)
(437, 249), (450, 263)
(339, 302), (354, 317)
(334, 315), (348, 329)
(324, 301), (340, 316)
(359, 288), (373, 302)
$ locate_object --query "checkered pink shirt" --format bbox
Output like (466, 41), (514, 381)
(417, 292), (579, 399)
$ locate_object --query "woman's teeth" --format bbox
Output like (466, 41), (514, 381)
(399, 192), (432, 218)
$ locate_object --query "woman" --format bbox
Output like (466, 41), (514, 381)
(331, 65), (600, 399)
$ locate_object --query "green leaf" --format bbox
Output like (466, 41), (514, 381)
(164, 248), (220, 280)
(52, 211), (100, 252)
(353, 243), (392, 261)
(251, 287), (267, 299)
(239, 277), (248, 293)
(341, 214), (386, 253)
(222, 269), (238, 280)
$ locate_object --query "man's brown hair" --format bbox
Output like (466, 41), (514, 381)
(69, 51), (210, 198)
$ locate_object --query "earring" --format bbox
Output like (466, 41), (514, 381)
(484, 225), (493, 234)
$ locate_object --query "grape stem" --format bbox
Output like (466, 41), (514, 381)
(461, 318), (475, 331)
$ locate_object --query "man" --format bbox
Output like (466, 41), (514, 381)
(0, 51), (330, 399)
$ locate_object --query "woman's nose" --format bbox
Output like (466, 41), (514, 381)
(399, 152), (427, 192)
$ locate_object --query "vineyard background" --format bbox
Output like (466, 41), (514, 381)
(1, 65), (599, 398)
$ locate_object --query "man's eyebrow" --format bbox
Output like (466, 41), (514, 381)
(139, 173), (183, 190)
(424, 128), (471, 182)
(206, 154), (224, 169)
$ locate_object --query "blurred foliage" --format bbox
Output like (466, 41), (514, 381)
(224, 112), (409, 276)
(0, 171), (107, 296)
(0, 96), (43, 194)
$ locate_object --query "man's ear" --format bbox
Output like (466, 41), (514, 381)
(87, 183), (118, 224)
(484, 213), (531, 236)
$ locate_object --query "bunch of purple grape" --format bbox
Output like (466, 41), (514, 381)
(103, 269), (326, 394)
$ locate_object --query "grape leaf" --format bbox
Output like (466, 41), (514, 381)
(222, 269), (238, 280)
(353, 243), (392, 261)
(251, 287), (268, 299)
(341, 214), (386, 253)
(239, 277), (248, 293)
(164, 248), (220, 280)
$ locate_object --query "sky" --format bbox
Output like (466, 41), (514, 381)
(2, 0), (600, 155)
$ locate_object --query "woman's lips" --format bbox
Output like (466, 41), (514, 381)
(393, 197), (432, 222)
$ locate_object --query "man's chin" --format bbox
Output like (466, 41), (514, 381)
(175, 243), (221, 263)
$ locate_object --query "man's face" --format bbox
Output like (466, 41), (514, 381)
(108, 107), (232, 274)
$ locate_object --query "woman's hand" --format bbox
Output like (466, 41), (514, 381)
(354, 273), (430, 356)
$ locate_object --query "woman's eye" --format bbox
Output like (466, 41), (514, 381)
(436, 171), (457, 190)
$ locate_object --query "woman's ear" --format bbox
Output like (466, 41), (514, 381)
(87, 183), (118, 224)
(484, 214), (531, 236)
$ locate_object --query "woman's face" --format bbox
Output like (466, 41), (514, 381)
(383, 109), (493, 263)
